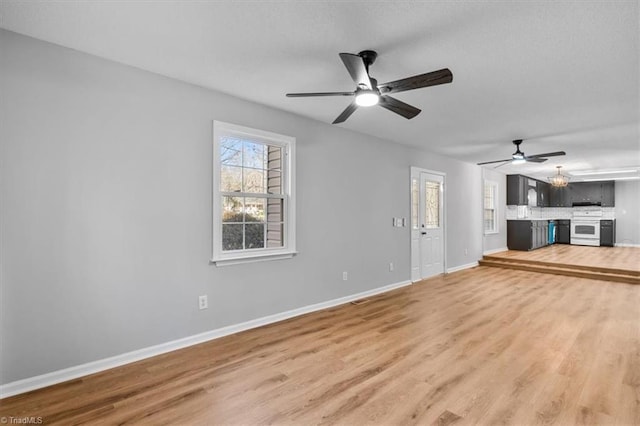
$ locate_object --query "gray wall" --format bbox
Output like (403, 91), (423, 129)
(615, 180), (640, 245)
(0, 29), (482, 385)
(481, 168), (507, 253)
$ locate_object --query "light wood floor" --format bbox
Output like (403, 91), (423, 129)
(488, 244), (640, 273)
(2, 266), (639, 425)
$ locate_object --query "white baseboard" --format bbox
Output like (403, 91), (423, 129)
(446, 261), (479, 274)
(0, 279), (411, 399)
(615, 243), (640, 248)
(483, 247), (508, 255)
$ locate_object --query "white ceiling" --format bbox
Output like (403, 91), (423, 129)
(1, 1), (638, 181)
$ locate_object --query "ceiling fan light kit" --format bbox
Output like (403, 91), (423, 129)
(355, 90), (379, 107)
(548, 166), (570, 187)
(286, 50), (453, 124)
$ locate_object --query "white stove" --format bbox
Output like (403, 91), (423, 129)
(571, 209), (602, 246)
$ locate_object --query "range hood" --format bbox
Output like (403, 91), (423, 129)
(572, 201), (602, 207)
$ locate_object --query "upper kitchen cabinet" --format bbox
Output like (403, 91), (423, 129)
(601, 181), (615, 207)
(507, 175), (538, 206)
(569, 182), (602, 205)
(536, 181), (550, 207)
(549, 186), (571, 207)
(507, 175), (528, 205)
(508, 175), (615, 207)
(569, 181), (615, 206)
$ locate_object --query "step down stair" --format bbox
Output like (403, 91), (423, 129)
(479, 255), (640, 285)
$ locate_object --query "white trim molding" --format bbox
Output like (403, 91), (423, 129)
(483, 247), (509, 255)
(446, 261), (479, 274)
(0, 279), (411, 398)
(615, 243), (640, 247)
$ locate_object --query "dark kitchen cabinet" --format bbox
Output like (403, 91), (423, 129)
(600, 220), (615, 247)
(601, 181), (615, 207)
(550, 186), (571, 207)
(507, 220), (549, 251)
(507, 175), (528, 205)
(537, 181), (550, 207)
(507, 175), (539, 206)
(556, 219), (571, 244)
(570, 182), (603, 205)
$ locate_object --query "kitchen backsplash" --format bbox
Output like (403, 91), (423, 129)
(506, 206), (616, 220)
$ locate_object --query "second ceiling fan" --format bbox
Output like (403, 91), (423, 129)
(477, 139), (566, 166)
(286, 50), (453, 124)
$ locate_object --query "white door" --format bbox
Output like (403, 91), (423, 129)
(411, 171), (444, 280)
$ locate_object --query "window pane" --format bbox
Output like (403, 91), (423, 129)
(244, 168), (266, 193)
(222, 224), (243, 251)
(221, 165), (242, 192)
(245, 223), (265, 249)
(411, 178), (419, 229)
(222, 196), (243, 222)
(220, 137), (242, 166)
(425, 181), (440, 229)
(245, 197), (266, 222)
(243, 141), (266, 169)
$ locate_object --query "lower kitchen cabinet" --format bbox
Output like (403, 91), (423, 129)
(600, 220), (615, 247)
(507, 220), (549, 251)
(556, 219), (571, 244)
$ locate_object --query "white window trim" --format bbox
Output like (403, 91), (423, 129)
(211, 121), (296, 266)
(484, 179), (499, 235)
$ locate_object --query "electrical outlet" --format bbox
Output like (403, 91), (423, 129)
(389, 262), (394, 272)
(198, 295), (208, 310)
(342, 271), (348, 281)
(464, 248), (468, 256)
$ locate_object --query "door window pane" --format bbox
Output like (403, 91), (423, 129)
(411, 178), (419, 229)
(425, 181), (440, 229)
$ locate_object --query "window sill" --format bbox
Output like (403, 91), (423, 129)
(211, 251), (297, 267)
(484, 231), (499, 236)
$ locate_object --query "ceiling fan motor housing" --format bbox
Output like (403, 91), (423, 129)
(358, 50), (378, 70)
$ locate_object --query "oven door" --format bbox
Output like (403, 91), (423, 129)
(571, 221), (600, 246)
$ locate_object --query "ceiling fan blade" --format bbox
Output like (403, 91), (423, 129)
(332, 101), (359, 124)
(526, 151), (566, 159)
(526, 158), (547, 163)
(493, 161), (510, 169)
(286, 91), (354, 97)
(378, 96), (421, 119)
(477, 159), (511, 165)
(379, 68), (453, 94)
(339, 53), (372, 89)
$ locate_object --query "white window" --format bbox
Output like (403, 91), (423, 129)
(483, 180), (498, 234)
(212, 121), (296, 265)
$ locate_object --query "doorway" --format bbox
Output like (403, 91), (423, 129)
(411, 168), (446, 282)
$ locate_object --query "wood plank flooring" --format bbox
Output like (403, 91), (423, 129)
(480, 246), (640, 284)
(487, 244), (640, 273)
(2, 265), (640, 425)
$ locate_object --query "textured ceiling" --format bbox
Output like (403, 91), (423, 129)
(1, 1), (638, 180)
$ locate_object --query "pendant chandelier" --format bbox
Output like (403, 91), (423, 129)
(548, 166), (570, 187)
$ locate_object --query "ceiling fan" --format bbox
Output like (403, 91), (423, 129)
(286, 50), (453, 124)
(477, 139), (566, 166)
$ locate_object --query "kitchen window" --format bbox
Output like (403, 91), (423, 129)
(212, 121), (296, 265)
(484, 180), (498, 234)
